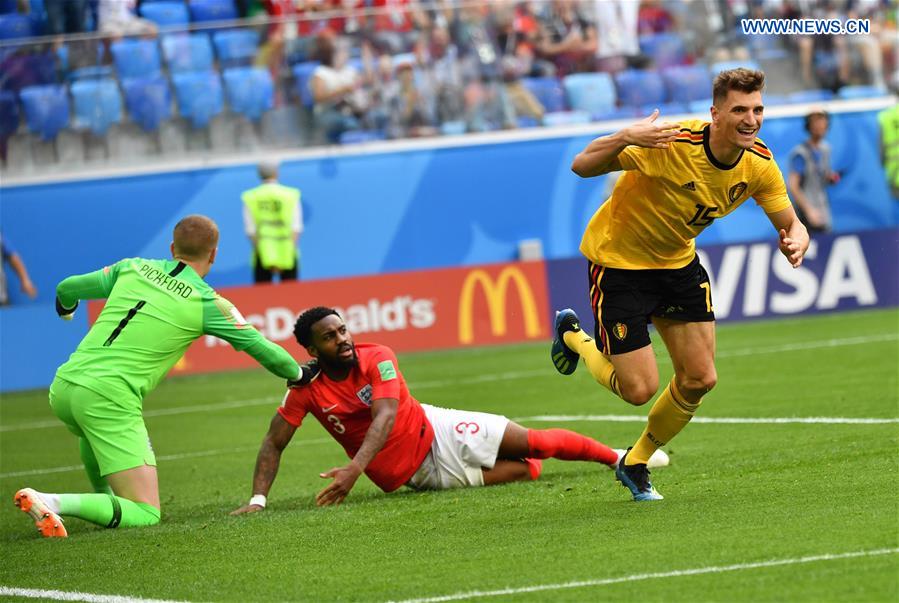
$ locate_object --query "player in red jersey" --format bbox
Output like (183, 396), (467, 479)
(231, 307), (668, 512)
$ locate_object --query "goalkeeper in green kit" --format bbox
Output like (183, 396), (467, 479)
(14, 215), (314, 538)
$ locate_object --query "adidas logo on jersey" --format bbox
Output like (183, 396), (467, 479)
(681, 181), (696, 191)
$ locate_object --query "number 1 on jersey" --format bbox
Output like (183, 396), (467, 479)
(103, 300), (146, 347)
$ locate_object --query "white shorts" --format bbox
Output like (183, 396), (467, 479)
(406, 404), (510, 490)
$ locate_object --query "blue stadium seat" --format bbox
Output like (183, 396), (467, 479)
(28, 0), (47, 36)
(787, 89), (834, 103)
(162, 33), (214, 73)
(837, 85), (887, 100)
(521, 77), (567, 113)
(111, 39), (162, 79)
(562, 72), (616, 117)
(121, 76), (171, 131)
(19, 84), (69, 139)
(139, 1), (190, 28)
(662, 64), (712, 104)
(212, 29), (259, 67)
(710, 60), (762, 75)
(0, 90), (20, 137)
(172, 71), (223, 127)
(639, 33), (686, 69)
(292, 61), (320, 108)
(70, 78), (123, 135)
(1, 49), (56, 93)
(188, 0), (237, 23)
(615, 69), (667, 108)
(0, 13), (30, 39)
(222, 67), (273, 121)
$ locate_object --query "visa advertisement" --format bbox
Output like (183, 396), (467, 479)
(547, 228), (898, 331)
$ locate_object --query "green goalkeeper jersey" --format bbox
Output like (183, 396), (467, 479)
(55, 258), (299, 405)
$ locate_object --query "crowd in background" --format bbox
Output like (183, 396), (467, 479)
(0, 0), (896, 162)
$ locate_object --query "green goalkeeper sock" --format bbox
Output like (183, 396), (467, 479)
(79, 438), (113, 495)
(58, 493), (161, 528)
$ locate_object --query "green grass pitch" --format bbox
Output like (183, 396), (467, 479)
(1, 308), (897, 602)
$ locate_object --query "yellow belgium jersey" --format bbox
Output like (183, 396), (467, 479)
(579, 119), (792, 269)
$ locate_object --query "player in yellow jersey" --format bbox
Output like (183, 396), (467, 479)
(550, 68), (809, 501)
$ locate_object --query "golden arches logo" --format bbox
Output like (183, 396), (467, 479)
(458, 267), (541, 344)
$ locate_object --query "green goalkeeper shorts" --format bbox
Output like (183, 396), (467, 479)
(49, 377), (156, 476)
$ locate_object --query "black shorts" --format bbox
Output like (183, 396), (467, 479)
(588, 255), (715, 355)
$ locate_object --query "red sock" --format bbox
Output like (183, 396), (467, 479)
(526, 429), (618, 465)
(524, 458), (543, 480)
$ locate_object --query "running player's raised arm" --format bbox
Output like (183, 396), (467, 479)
(55, 260), (125, 318)
(202, 294), (301, 380)
(571, 109), (681, 178)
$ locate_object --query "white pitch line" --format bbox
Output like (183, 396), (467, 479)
(0, 586), (186, 603)
(515, 414), (899, 425)
(389, 547), (899, 603)
(2, 332), (895, 434)
(0, 438), (330, 480)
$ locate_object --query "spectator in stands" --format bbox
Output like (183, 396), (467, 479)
(591, 0), (641, 73)
(494, 2), (555, 78)
(388, 57), (438, 138)
(425, 24), (465, 124)
(370, 0), (428, 54)
(500, 55), (544, 124)
(309, 32), (367, 143)
(451, 2), (501, 82)
(0, 232), (38, 305)
(97, 0), (157, 39)
(795, 1), (850, 89)
(463, 71), (514, 133)
(787, 108), (841, 234)
(242, 160), (303, 283)
(637, 0), (675, 35)
(44, 0), (87, 35)
(535, 0), (596, 77)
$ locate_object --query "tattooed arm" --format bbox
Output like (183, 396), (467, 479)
(230, 413), (297, 515)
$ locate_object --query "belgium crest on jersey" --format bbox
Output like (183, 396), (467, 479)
(728, 182), (748, 205)
(613, 322), (628, 341)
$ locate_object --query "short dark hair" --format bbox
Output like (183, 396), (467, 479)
(173, 215), (219, 261)
(712, 68), (766, 105)
(294, 306), (340, 347)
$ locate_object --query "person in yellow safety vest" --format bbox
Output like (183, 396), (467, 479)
(242, 160), (303, 283)
(878, 74), (899, 201)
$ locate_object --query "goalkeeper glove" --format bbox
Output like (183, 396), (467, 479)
(287, 359), (320, 389)
(56, 297), (78, 321)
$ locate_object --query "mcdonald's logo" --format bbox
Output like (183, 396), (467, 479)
(458, 267), (542, 344)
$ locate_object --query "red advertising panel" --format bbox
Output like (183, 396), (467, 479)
(87, 260), (550, 377)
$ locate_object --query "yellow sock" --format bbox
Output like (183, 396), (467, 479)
(562, 330), (621, 398)
(627, 378), (701, 465)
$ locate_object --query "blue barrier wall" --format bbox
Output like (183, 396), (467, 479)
(2, 108), (897, 308)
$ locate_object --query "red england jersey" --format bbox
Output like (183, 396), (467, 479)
(278, 343), (434, 492)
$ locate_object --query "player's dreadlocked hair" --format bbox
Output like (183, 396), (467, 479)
(293, 306), (340, 347)
(712, 68), (765, 105)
